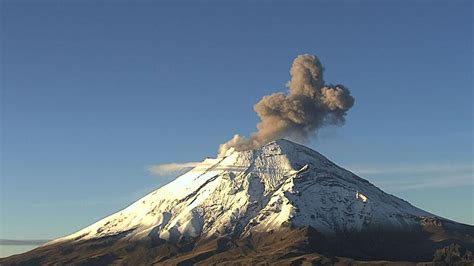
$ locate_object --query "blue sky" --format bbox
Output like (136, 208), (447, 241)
(1, 0), (473, 257)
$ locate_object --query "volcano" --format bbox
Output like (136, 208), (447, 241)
(2, 140), (473, 265)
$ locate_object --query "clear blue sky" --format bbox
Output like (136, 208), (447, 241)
(1, 0), (472, 257)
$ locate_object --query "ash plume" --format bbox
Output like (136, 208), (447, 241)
(218, 54), (354, 157)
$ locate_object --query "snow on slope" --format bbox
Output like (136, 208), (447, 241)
(48, 139), (432, 245)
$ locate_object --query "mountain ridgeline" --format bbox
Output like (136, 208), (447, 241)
(2, 140), (473, 265)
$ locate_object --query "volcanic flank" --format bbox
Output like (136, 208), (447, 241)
(2, 140), (473, 265)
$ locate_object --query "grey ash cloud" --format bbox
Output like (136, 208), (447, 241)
(219, 54), (355, 157)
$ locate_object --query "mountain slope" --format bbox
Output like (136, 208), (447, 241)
(2, 140), (473, 265)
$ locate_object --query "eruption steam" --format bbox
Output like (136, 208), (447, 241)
(218, 54), (354, 157)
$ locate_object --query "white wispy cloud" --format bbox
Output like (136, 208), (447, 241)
(344, 162), (473, 191)
(375, 175), (473, 191)
(347, 162), (473, 175)
(148, 162), (201, 176)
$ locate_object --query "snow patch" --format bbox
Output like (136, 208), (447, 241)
(356, 191), (368, 203)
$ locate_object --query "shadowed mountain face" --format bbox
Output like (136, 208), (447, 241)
(2, 140), (473, 265)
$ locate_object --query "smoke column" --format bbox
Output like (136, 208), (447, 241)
(218, 54), (355, 157)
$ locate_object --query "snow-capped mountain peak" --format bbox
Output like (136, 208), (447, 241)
(48, 139), (431, 246)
